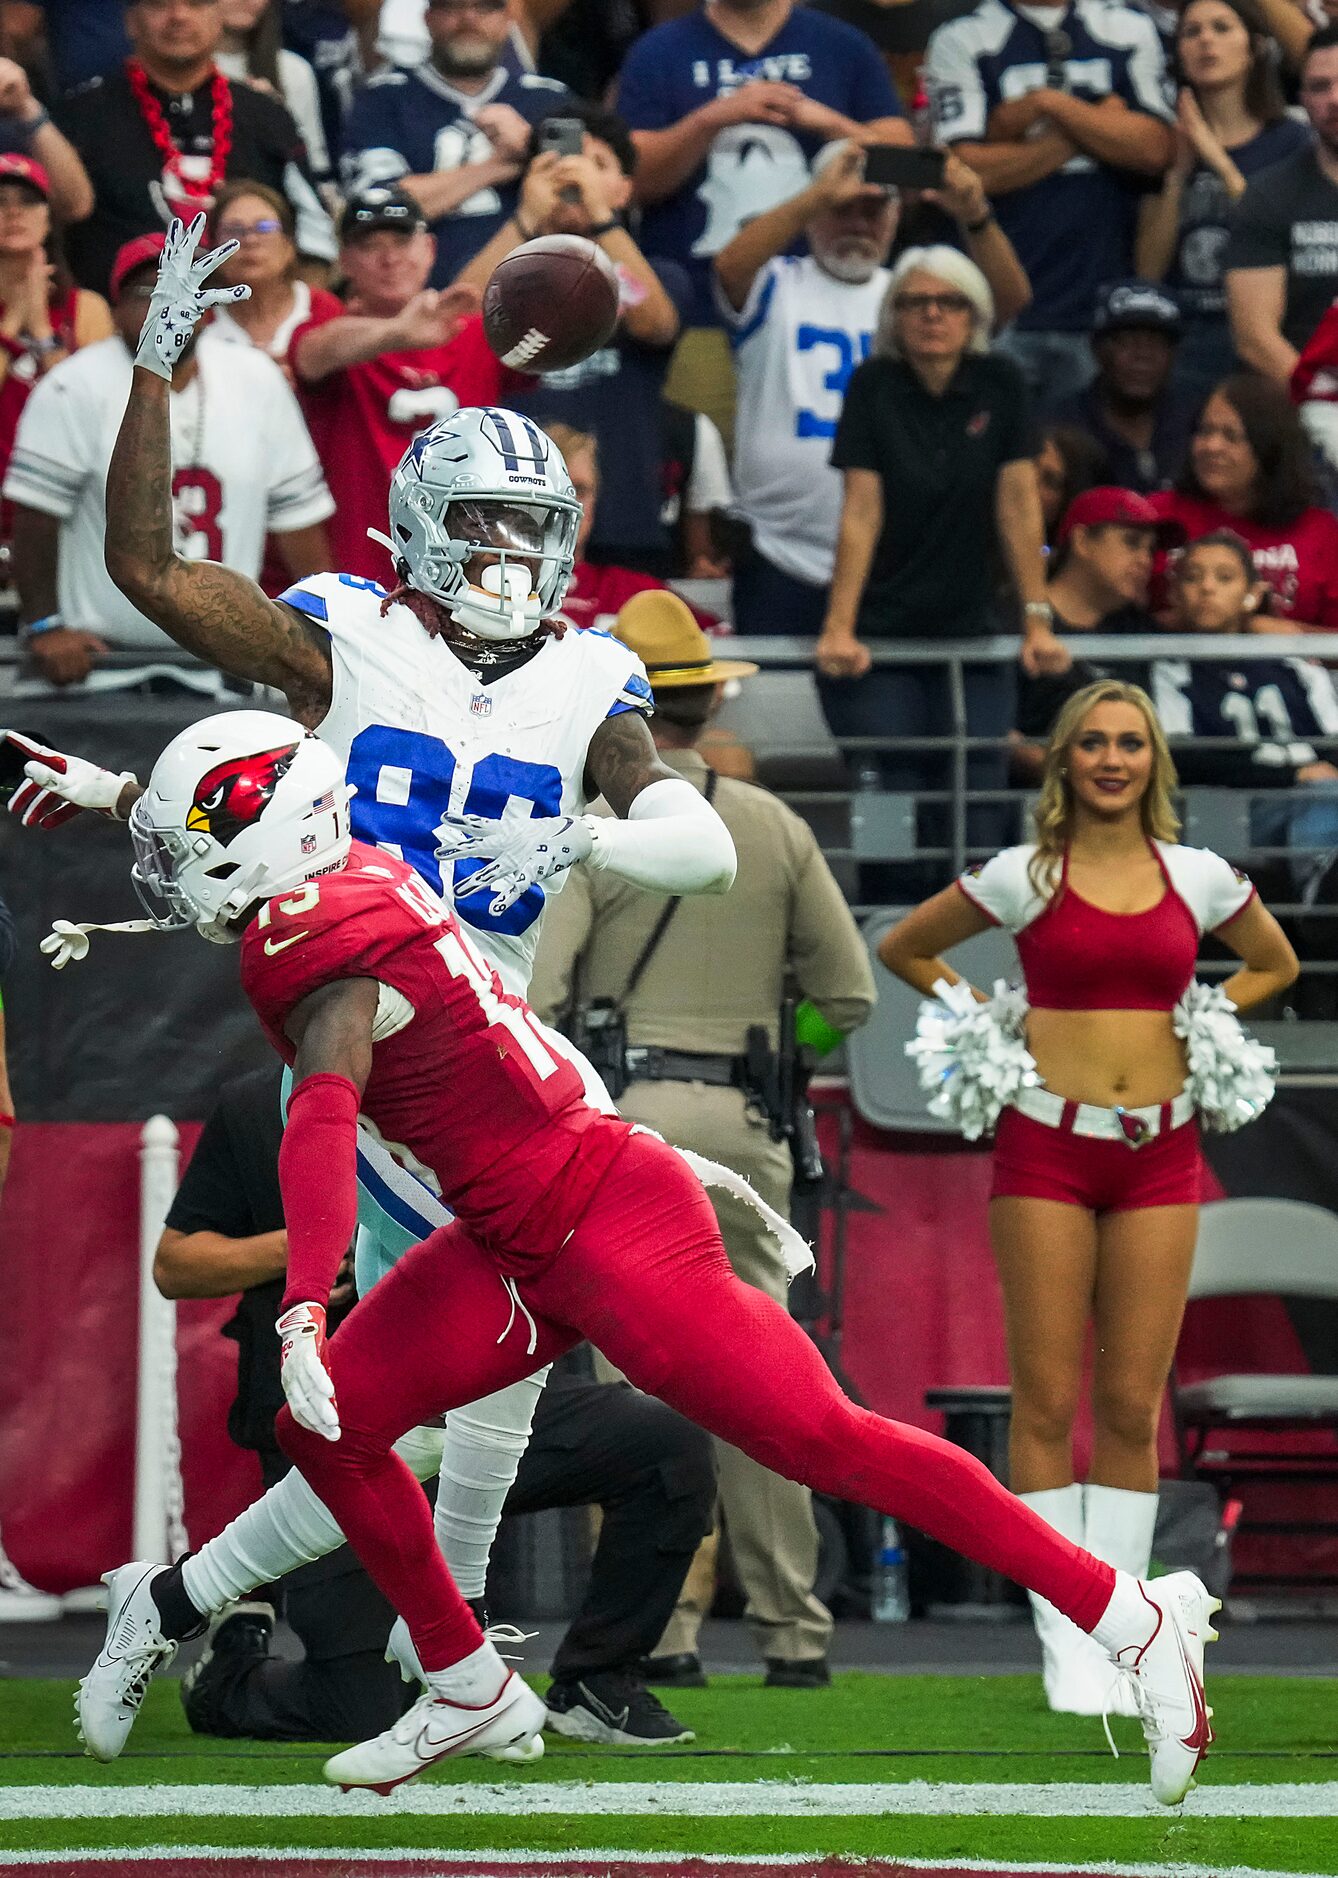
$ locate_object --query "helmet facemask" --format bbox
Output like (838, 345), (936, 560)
(385, 409), (582, 643)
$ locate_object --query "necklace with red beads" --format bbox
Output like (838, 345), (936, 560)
(126, 58), (234, 206)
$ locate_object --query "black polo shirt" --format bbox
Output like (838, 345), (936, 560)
(831, 350), (1031, 639)
(165, 1065), (287, 1457)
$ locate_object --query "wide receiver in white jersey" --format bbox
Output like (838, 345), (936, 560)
(16, 218), (736, 1766)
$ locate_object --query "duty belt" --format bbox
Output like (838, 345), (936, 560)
(624, 1047), (745, 1087)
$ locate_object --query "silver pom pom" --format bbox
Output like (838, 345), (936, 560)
(906, 978), (1039, 1141)
(1173, 981), (1277, 1134)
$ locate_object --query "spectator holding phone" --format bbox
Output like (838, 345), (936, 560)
(616, 0), (910, 433)
(453, 104), (687, 575)
(715, 138), (1030, 636)
(341, 0), (576, 285)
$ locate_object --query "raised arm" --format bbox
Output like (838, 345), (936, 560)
(105, 363), (333, 724)
(103, 220), (333, 725)
(714, 141), (863, 313)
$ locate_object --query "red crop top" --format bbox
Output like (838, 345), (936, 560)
(957, 841), (1255, 1012)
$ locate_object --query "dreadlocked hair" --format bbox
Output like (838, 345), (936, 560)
(378, 577), (568, 641)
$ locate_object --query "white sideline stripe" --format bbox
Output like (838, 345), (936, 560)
(0, 1852), (1334, 1878)
(3, 1783), (1337, 1820)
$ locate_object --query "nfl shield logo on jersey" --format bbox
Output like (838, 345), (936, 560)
(470, 694), (493, 718)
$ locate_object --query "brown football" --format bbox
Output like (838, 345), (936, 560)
(482, 234), (621, 374)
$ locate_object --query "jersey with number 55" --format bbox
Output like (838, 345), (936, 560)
(242, 841), (634, 1272)
(279, 571), (653, 999)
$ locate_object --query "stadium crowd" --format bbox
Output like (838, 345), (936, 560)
(0, 0), (1337, 836)
(0, 0), (1335, 1779)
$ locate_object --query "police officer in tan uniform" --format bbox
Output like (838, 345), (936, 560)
(530, 592), (875, 1689)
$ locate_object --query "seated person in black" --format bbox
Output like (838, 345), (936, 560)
(1012, 486), (1173, 777)
(158, 1067), (715, 1749)
(1151, 530), (1338, 890)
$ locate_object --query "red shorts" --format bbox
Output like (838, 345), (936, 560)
(991, 1104), (1202, 1212)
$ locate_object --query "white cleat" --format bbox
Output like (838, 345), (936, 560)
(1110, 1571), (1220, 1805)
(325, 1671), (547, 1792)
(384, 1615), (542, 1764)
(76, 1563), (180, 1761)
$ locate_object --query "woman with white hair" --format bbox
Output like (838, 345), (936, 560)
(815, 245), (1065, 881)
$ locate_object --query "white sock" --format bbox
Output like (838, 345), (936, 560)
(434, 1370), (548, 1601)
(182, 1468), (344, 1616)
(1090, 1569), (1156, 1653)
(426, 1637), (508, 1705)
(1084, 1484), (1158, 1578)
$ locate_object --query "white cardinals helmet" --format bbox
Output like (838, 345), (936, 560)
(129, 711), (352, 943)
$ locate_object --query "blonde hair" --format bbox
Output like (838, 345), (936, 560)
(1029, 680), (1181, 897)
(545, 422), (598, 469)
(874, 246), (994, 359)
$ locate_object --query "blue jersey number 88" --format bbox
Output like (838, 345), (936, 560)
(346, 725), (564, 937)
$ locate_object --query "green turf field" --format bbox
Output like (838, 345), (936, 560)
(2, 1672), (1335, 1874)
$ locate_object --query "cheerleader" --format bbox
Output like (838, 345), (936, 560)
(881, 680), (1297, 1714)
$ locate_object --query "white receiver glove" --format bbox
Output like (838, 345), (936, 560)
(135, 213), (251, 382)
(443, 813), (594, 916)
(3, 730), (138, 828)
(275, 1302), (341, 1442)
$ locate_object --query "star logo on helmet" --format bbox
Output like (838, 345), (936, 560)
(404, 431), (436, 479)
(185, 744), (297, 843)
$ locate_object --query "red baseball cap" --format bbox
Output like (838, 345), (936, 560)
(1056, 486), (1186, 548)
(0, 153), (50, 200)
(110, 232), (167, 304)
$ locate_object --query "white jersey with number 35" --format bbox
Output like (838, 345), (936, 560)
(280, 571), (653, 998)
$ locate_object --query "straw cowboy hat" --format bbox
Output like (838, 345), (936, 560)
(612, 589), (758, 688)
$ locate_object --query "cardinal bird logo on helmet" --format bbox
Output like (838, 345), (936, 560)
(185, 744), (298, 844)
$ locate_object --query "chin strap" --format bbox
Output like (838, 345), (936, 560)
(41, 917), (159, 970)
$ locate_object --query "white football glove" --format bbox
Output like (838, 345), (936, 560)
(3, 730), (139, 829)
(443, 812), (595, 916)
(136, 213), (251, 382)
(275, 1302), (340, 1442)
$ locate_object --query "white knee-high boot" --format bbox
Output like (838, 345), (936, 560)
(1019, 1485), (1120, 1715)
(1084, 1485), (1159, 1719)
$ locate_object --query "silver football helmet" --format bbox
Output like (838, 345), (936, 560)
(385, 406), (582, 642)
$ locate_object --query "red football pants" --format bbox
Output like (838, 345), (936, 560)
(279, 1132), (1115, 1671)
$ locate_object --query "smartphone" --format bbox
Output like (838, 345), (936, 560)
(861, 145), (946, 192)
(0, 731), (49, 804)
(538, 118), (584, 159)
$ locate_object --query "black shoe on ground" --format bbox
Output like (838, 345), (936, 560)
(764, 1655), (831, 1689)
(640, 1650), (707, 1689)
(180, 1602), (275, 1734)
(546, 1669), (695, 1746)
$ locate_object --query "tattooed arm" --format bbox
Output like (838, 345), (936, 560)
(581, 710), (736, 893)
(104, 364), (334, 728)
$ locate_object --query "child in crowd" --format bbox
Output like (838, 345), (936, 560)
(1151, 531), (1338, 887)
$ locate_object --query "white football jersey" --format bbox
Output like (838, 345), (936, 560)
(4, 333), (333, 651)
(281, 571), (653, 997)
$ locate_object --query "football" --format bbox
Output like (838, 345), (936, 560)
(482, 234), (621, 374)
